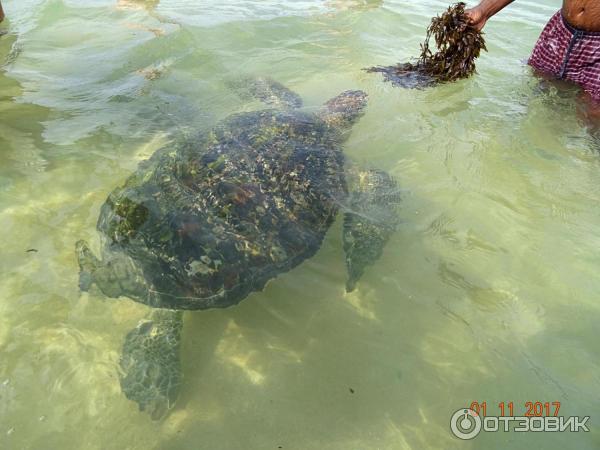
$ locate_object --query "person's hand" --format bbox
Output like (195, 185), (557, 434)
(465, 6), (488, 31)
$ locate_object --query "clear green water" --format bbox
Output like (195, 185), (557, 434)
(1, 0), (600, 449)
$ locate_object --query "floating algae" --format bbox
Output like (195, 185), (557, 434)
(367, 2), (487, 88)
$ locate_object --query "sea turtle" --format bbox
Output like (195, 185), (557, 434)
(75, 78), (400, 420)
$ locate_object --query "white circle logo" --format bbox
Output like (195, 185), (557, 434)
(450, 408), (482, 440)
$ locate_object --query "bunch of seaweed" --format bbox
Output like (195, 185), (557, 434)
(367, 2), (486, 88)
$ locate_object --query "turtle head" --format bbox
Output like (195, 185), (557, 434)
(319, 90), (368, 135)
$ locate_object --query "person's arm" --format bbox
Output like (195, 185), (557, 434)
(465, 0), (515, 31)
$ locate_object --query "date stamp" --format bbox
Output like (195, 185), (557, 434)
(468, 401), (562, 417)
(450, 402), (590, 440)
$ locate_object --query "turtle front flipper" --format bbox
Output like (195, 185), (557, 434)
(228, 76), (302, 109)
(343, 168), (401, 292)
(120, 309), (183, 420)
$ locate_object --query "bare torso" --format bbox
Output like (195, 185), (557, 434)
(563, 0), (600, 32)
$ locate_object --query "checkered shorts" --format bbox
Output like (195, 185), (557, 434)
(529, 11), (600, 101)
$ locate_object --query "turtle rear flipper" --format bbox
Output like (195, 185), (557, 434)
(120, 309), (183, 420)
(76, 240), (101, 292)
(343, 168), (400, 292)
(75, 240), (148, 299)
(228, 76), (302, 109)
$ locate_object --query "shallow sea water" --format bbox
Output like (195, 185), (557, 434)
(1, 0), (600, 449)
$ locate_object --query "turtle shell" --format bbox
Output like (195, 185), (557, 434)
(97, 109), (347, 309)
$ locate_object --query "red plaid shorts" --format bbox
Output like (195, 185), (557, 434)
(529, 11), (600, 101)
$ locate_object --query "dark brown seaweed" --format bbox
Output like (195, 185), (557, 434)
(367, 2), (487, 88)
